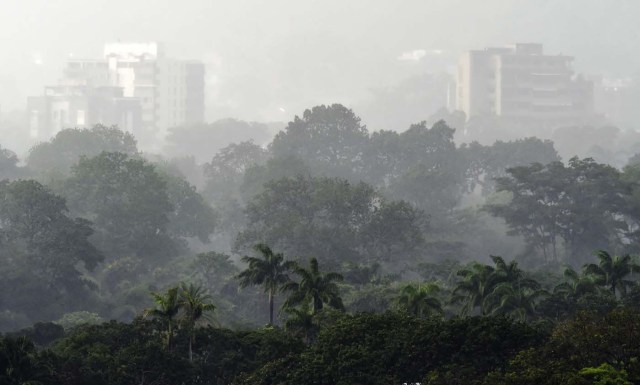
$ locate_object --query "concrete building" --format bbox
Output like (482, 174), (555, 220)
(456, 43), (594, 125)
(27, 42), (204, 144)
(27, 84), (141, 140)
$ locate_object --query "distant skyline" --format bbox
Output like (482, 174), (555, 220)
(2, 0), (639, 122)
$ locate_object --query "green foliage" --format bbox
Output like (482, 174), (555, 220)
(452, 256), (543, 319)
(579, 363), (633, 385)
(0, 144), (22, 180)
(7, 322), (65, 347)
(63, 152), (175, 261)
(462, 137), (560, 195)
(381, 121), (466, 218)
(144, 286), (181, 349)
(395, 283), (443, 318)
(237, 244), (297, 325)
(584, 250), (638, 296)
(0, 180), (104, 327)
(237, 175), (426, 268)
(487, 157), (629, 264)
(237, 312), (544, 385)
(488, 308), (640, 384)
(162, 171), (218, 243)
(165, 119), (272, 163)
(203, 140), (268, 203)
(282, 257), (344, 314)
(54, 311), (104, 331)
(51, 320), (191, 385)
(27, 124), (138, 175)
(0, 336), (57, 385)
(271, 104), (369, 179)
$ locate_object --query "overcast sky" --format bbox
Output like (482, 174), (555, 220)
(1, 0), (639, 121)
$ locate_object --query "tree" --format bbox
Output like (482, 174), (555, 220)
(483, 256), (544, 321)
(461, 137), (560, 195)
(62, 152), (175, 261)
(283, 302), (317, 344)
(363, 121), (466, 219)
(485, 282), (545, 322)
(283, 257), (344, 314)
(164, 119), (272, 163)
(579, 363), (633, 385)
(451, 262), (498, 315)
(236, 175), (426, 268)
(179, 283), (216, 361)
(451, 256), (541, 317)
(584, 250), (638, 296)
(162, 172), (218, 243)
(237, 244), (296, 325)
(0, 336), (55, 385)
(0, 180), (104, 325)
(27, 124), (137, 175)
(553, 267), (601, 301)
(487, 157), (629, 264)
(203, 140), (268, 203)
(0, 144), (21, 180)
(270, 104), (369, 179)
(144, 286), (181, 350)
(490, 255), (540, 290)
(395, 283), (443, 318)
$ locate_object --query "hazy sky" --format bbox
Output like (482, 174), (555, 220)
(1, 0), (639, 121)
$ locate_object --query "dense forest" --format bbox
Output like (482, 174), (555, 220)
(3, 104), (640, 384)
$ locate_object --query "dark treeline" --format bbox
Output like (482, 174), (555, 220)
(3, 104), (640, 384)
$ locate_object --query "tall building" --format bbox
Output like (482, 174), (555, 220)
(456, 43), (593, 124)
(27, 42), (205, 143)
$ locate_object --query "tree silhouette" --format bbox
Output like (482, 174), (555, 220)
(584, 250), (638, 296)
(179, 283), (216, 361)
(237, 244), (296, 325)
(395, 283), (443, 318)
(144, 286), (181, 350)
(283, 257), (344, 314)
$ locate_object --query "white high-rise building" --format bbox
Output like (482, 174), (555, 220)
(28, 42), (204, 144)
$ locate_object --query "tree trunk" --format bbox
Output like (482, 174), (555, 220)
(189, 336), (193, 362)
(269, 289), (274, 325)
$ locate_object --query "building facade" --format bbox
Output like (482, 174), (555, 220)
(28, 42), (204, 143)
(456, 43), (594, 125)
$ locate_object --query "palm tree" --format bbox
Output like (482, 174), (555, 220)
(584, 250), (638, 296)
(144, 286), (181, 350)
(283, 257), (344, 314)
(284, 302), (317, 344)
(237, 243), (296, 325)
(179, 283), (216, 362)
(395, 283), (443, 318)
(486, 282), (546, 322)
(553, 267), (601, 301)
(0, 336), (53, 384)
(491, 256), (539, 289)
(451, 262), (498, 315)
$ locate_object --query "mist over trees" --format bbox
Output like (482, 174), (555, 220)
(4, 103), (640, 383)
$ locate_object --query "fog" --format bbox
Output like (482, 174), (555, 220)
(2, 0), (639, 127)
(3, 3), (640, 382)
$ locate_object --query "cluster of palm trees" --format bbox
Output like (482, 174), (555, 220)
(237, 243), (345, 329)
(144, 283), (215, 361)
(451, 255), (543, 321)
(144, 247), (639, 356)
(553, 251), (638, 306)
(397, 251), (640, 322)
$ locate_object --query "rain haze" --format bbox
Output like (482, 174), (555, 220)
(2, 1), (639, 123)
(2, 2), (640, 384)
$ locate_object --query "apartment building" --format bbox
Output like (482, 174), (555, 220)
(27, 42), (204, 142)
(456, 43), (593, 124)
